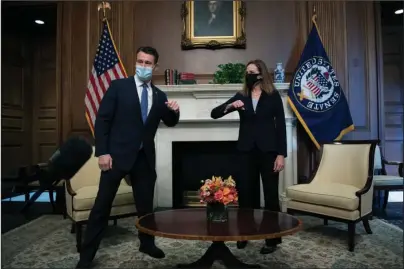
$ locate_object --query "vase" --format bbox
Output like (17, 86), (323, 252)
(206, 203), (228, 223)
(274, 62), (285, 83)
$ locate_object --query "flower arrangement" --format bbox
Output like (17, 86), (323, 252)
(199, 176), (239, 205)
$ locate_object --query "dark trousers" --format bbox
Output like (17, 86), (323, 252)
(79, 150), (156, 264)
(237, 148), (282, 246)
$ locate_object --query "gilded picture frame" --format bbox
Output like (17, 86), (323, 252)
(181, 1), (246, 50)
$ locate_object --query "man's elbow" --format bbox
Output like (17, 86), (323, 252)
(164, 112), (180, 127)
(165, 118), (178, 127)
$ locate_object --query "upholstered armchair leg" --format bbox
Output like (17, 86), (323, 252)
(383, 190), (389, 210)
(71, 223), (76, 234)
(76, 223), (82, 253)
(49, 190), (56, 212)
(323, 219), (328, 225)
(348, 222), (356, 252)
(362, 218), (372, 234)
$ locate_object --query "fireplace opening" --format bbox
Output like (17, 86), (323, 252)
(172, 141), (260, 208)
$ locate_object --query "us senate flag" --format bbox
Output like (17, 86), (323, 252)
(287, 18), (354, 149)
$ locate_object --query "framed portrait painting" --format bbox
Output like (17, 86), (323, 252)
(181, 1), (246, 50)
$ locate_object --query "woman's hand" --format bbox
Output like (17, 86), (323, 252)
(225, 100), (244, 112)
(273, 155), (284, 172)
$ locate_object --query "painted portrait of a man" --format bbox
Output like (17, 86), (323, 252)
(193, 1), (234, 37)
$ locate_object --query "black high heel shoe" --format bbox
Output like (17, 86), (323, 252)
(236, 240), (248, 249)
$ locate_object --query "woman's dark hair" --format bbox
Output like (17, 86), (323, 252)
(241, 59), (275, 96)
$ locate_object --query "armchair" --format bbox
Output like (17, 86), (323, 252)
(373, 143), (403, 209)
(65, 147), (137, 252)
(286, 140), (377, 252)
(15, 163), (63, 212)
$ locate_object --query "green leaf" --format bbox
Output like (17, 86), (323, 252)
(212, 63), (246, 84)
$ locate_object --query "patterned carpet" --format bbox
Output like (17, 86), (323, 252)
(2, 215), (403, 269)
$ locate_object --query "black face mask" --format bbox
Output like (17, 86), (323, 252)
(245, 73), (261, 90)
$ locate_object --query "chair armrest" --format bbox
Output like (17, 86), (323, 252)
(355, 176), (374, 217)
(355, 176), (373, 197)
(383, 160), (403, 177)
(65, 180), (77, 196)
(383, 160), (403, 166)
(34, 163), (49, 173)
(37, 162), (48, 167)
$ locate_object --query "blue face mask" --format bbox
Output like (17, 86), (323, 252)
(136, 65), (153, 81)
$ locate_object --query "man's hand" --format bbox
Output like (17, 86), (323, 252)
(99, 154), (112, 171)
(165, 100), (180, 112)
(273, 155), (285, 172)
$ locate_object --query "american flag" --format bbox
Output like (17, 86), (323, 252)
(306, 72), (329, 97)
(85, 20), (127, 135)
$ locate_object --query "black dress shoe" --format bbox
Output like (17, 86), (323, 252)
(236, 241), (248, 249)
(139, 244), (166, 259)
(75, 260), (91, 269)
(260, 245), (277, 254)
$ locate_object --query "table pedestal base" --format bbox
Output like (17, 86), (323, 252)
(177, 241), (260, 269)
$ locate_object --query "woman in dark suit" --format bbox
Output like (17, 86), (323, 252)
(211, 59), (287, 254)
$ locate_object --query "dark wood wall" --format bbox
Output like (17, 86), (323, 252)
(2, 1), (402, 178)
(2, 3), (59, 177)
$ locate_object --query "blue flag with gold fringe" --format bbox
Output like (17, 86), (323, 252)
(287, 17), (354, 149)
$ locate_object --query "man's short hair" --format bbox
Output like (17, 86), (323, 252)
(136, 46), (159, 64)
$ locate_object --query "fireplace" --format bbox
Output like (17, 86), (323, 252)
(154, 83), (297, 211)
(172, 141), (260, 208)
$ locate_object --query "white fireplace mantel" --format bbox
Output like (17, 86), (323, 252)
(154, 83), (297, 211)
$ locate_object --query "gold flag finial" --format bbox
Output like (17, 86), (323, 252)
(97, 2), (111, 19)
(312, 5), (317, 23)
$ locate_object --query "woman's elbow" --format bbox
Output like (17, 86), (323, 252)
(210, 109), (220, 119)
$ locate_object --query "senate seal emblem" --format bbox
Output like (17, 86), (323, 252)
(292, 56), (341, 112)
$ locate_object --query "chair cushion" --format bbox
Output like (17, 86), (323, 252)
(287, 183), (360, 211)
(72, 204), (137, 222)
(73, 185), (134, 211)
(373, 175), (403, 187)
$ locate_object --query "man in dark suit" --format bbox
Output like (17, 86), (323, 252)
(76, 46), (180, 268)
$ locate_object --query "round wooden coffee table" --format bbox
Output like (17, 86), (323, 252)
(135, 208), (302, 268)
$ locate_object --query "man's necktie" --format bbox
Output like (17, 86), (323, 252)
(140, 83), (148, 123)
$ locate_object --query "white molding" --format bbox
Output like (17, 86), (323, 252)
(157, 83), (290, 99)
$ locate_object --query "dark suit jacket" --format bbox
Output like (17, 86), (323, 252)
(211, 90), (287, 157)
(94, 77), (180, 171)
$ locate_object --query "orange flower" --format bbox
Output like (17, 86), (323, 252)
(223, 187), (230, 196)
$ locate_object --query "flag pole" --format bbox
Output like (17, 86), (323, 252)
(312, 5), (317, 22)
(97, 2), (111, 20)
(311, 5), (323, 43)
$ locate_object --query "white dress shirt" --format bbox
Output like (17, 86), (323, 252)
(134, 75), (153, 115)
